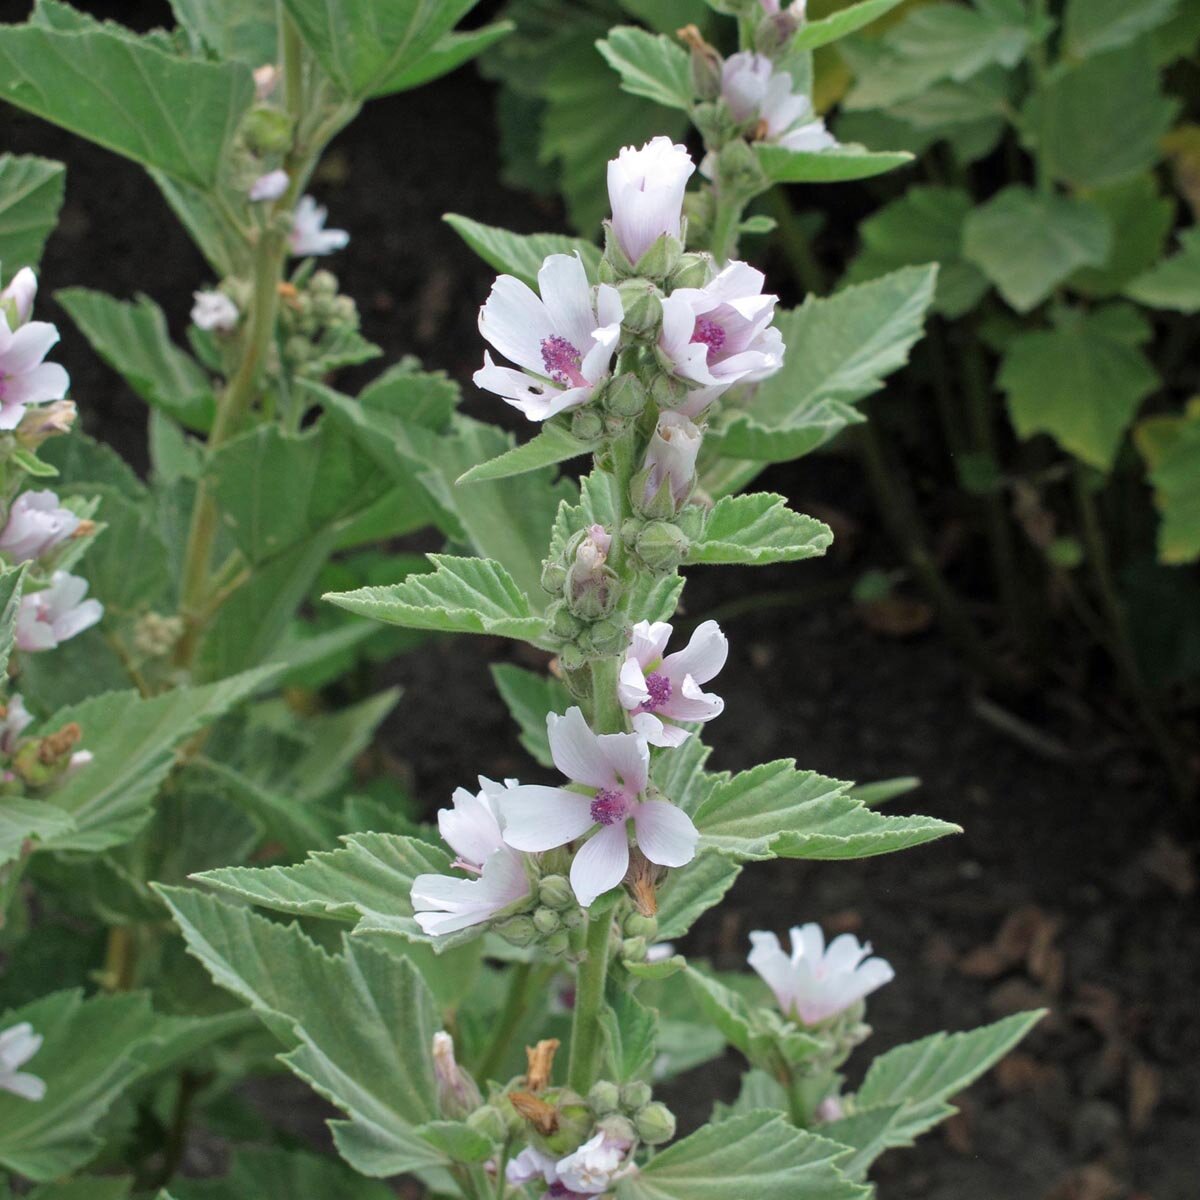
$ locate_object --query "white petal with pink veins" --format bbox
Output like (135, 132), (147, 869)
(662, 619), (728, 685)
(632, 800), (698, 868)
(478, 275), (555, 375)
(547, 707), (617, 789)
(538, 253), (596, 353)
(500, 785), (594, 852)
(570, 822), (630, 907)
(594, 729), (649, 793)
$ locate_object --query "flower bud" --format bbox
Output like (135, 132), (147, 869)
(547, 600), (584, 641)
(15, 400), (76, 450)
(541, 559), (568, 596)
(249, 168), (289, 202)
(0, 267), (37, 328)
(640, 412), (703, 514)
(603, 374), (648, 423)
(607, 137), (694, 269)
(580, 616), (627, 657)
(679, 24), (723, 101)
(619, 1081), (652, 1113)
(562, 906), (585, 930)
(587, 1080), (621, 1116)
(559, 643), (588, 672)
(631, 233), (683, 283)
(310, 269), (338, 297)
(538, 874), (574, 911)
(648, 372), (691, 411)
(624, 913), (658, 939)
(615, 279), (662, 338)
(432, 1031), (482, 1120)
(713, 138), (766, 195)
(494, 915), (538, 947)
(543, 929), (570, 956)
(634, 1100), (677, 1145)
(12, 721), (83, 789)
(621, 936), (648, 963)
(514, 1088), (593, 1157)
(634, 521), (690, 573)
(571, 407), (605, 442)
(253, 63), (280, 100)
(241, 105), (294, 156)
(669, 252), (714, 291)
(565, 526), (620, 620)
(466, 1104), (509, 1143)
(597, 1113), (637, 1150)
(533, 906), (562, 935)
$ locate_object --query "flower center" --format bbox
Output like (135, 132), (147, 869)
(590, 788), (630, 826)
(641, 671), (672, 711)
(541, 335), (586, 387)
(691, 317), (726, 361)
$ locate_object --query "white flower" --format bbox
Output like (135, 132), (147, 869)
(0, 268), (38, 328)
(506, 1144), (560, 1189)
(191, 290), (240, 334)
(749, 924), (894, 1025)
(557, 1132), (626, 1195)
(411, 778), (531, 937)
(501, 708), (699, 907)
(474, 253), (623, 422)
(642, 412), (703, 508)
(0, 311), (70, 431)
(432, 1030), (481, 1118)
(607, 137), (695, 265)
(0, 490), (80, 563)
(658, 261), (783, 415)
(618, 619), (728, 748)
(0, 695), (32, 755)
(249, 168), (289, 202)
(720, 52), (837, 154)
(289, 195), (349, 256)
(253, 64), (279, 100)
(0, 1022), (45, 1101)
(13, 571), (103, 653)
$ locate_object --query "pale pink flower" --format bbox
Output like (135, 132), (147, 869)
(0, 312), (70, 431)
(191, 290), (240, 333)
(658, 261), (783, 415)
(0, 694), (32, 755)
(289, 195), (349, 256)
(13, 572), (103, 653)
(475, 254), (623, 421)
(0, 491), (81, 563)
(249, 168), (289, 202)
(253, 64), (279, 100)
(16, 400), (75, 446)
(0, 1022), (45, 1101)
(501, 708), (698, 907)
(432, 1030), (482, 1118)
(607, 137), (695, 265)
(0, 268), (38, 328)
(749, 924), (894, 1026)
(721, 52), (837, 154)
(642, 412), (703, 508)
(618, 620), (727, 748)
(411, 778), (530, 937)
(506, 1133), (627, 1197)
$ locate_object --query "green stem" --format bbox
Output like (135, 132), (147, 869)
(708, 191), (746, 267)
(766, 187), (827, 295)
(477, 963), (533, 1084)
(566, 910), (614, 1094)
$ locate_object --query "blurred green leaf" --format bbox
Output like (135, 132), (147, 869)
(0, 155), (65, 276)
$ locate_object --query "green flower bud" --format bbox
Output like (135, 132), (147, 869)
(587, 1080), (621, 1117)
(634, 1101), (677, 1145)
(603, 372), (649, 419)
(581, 616), (627, 657)
(284, 336), (311, 365)
(311, 294), (336, 322)
(466, 1104), (509, 1143)
(562, 906), (585, 930)
(714, 139), (766, 197)
(616, 278), (662, 338)
(648, 372), (690, 411)
(632, 471), (679, 522)
(542, 929), (570, 956)
(332, 294), (358, 325)
(241, 105), (294, 155)
(310, 269), (338, 297)
(566, 566), (620, 620)
(597, 1113), (638, 1146)
(541, 559), (569, 596)
(559, 643), (588, 672)
(571, 406), (605, 442)
(680, 24), (723, 101)
(669, 252), (714, 291)
(624, 913), (658, 939)
(621, 936), (648, 963)
(547, 600), (584, 641)
(619, 1081), (652, 1113)
(538, 874), (574, 911)
(632, 233), (683, 282)
(689, 100), (728, 146)
(494, 915), (538, 947)
(634, 520), (690, 573)
(533, 906), (562, 935)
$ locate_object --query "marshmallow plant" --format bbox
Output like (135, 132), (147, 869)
(157, 123), (1041, 1195)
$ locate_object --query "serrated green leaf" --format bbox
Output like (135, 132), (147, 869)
(1135, 407), (1200, 563)
(999, 307), (1159, 469)
(1070, 175), (1175, 298)
(792, 0), (905, 49)
(457, 422), (593, 484)
(169, 0), (276, 64)
(0, 562), (27, 677)
(325, 554), (547, 643)
(156, 885), (448, 1177)
(1126, 226), (1200, 313)
(443, 213), (601, 290)
(601, 984), (658, 1082)
(1064, 0), (1178, 58)
(694, 759), (959, 862)
(655, 852), (741, 941)
(596, 26), (691, 111)
(0, 154), (65, 274)
(710, 266), (936, 462)
(56, 289), (214, 431)
(39, 666), (278, 853)
(0, 22), (253, 188)
(491, 663), (569, 768)
(756, 143), (912, 184)
(690, 493), (833, 566)
(615, 1110), (868, 1200)
(0, 798), (74, 867)
(384, 22), (514, 93)
(962, 186), (1110, 312)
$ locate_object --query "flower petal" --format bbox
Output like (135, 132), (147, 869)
(5, 362), (70, 407)
(570, 822), (630, 907)
(537, 253), (596, 353)
(547, 707), (614, 789)
(3, 321), (59, 373)
(500, 784), (594, 852)
(632, 712), (690, 747)
(617, 657), (651, 710)
(595, 730), (649, 794)
(632, 800), (697, 867)
(662, 619), (728, 685)
(478, 275), (555, 375)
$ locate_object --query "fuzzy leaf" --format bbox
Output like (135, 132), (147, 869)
(169, 0), (277, 64)
(380, 22), (514, 93)
(0, 154), (65, 274)
(324, 554), (547, 644)
(0, 561), (26, 677)
(792, 0), (906, 49)
(1064, 0), (1179, 58)
(457, 423), (594, 484)
(1126, 226), (1200, 313)
(596, 26), (691, 111)
(655, 853), (741, 941)
(691, 493), (833, 566)
(615, 1111), (868, 1200)
(0, 22), (253, 188)
(1135, 405), (1200, 563)
(443, 213), (601, 290)
(962, 186), (1110, 312)
(168, 1146), (397, 1200)
(490, 663), (570, 768)
(694, 759), (959, 862)
(756, 144), (912, 184)
(0, 798), (74, 868)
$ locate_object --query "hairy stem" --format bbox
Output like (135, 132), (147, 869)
(567, 909), (614, 1094)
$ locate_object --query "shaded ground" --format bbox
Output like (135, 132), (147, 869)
(2, 5), (1197, 1197)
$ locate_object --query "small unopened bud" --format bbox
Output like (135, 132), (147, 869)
(632, 233), (683, 282)
(634, 1100), (676, 1145)
(533, 906), (562, 935)
(714, 138), (765, 195)
(638, 412), (702, 515)
(678, 24), (723, 101)
(621, 936), (648, 963)
(0, 267), (37, 328)
(547, 600), (584, 641)
(588, 1080), (621, 1116)
(669, 252), (714, 291)
(634, 519), (690, 573)
(565, 526), (620, 620)
(310, 269), (338, 297)
(541, 559), (568, 596)
(597, 1113), (638, 1151)
(466, 1104), (508, 1143)
(538, 874), (574, 911)
(580, 616), (626, 657)
(132, 611), (184, 659)
(562, 907), (585, 930)
(16, 401), (76, 449)
(615, 279), (662, 338)
(647, 372), (690, 411)
(619, 1081), (652, 1113)
(571, 407), (605, 442)
(242, 106), (294, 156)
(248, 168), (289, 202)
(624, 913), (658, 939)
(432, 1031), (482, 1120)
(603, 372), (648, 419)
(495, 915), (538, 947)
(543, 929), (570, 956)
(253, 63), (280, 100)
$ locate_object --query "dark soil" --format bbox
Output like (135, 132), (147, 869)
(3, 3), (1197, 1197)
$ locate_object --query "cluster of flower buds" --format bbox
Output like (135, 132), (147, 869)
(230, 61), (295, 206)
(0, 695), (91, 793)
(276, 267), (361, 376)
(541, 524), (625, 672)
